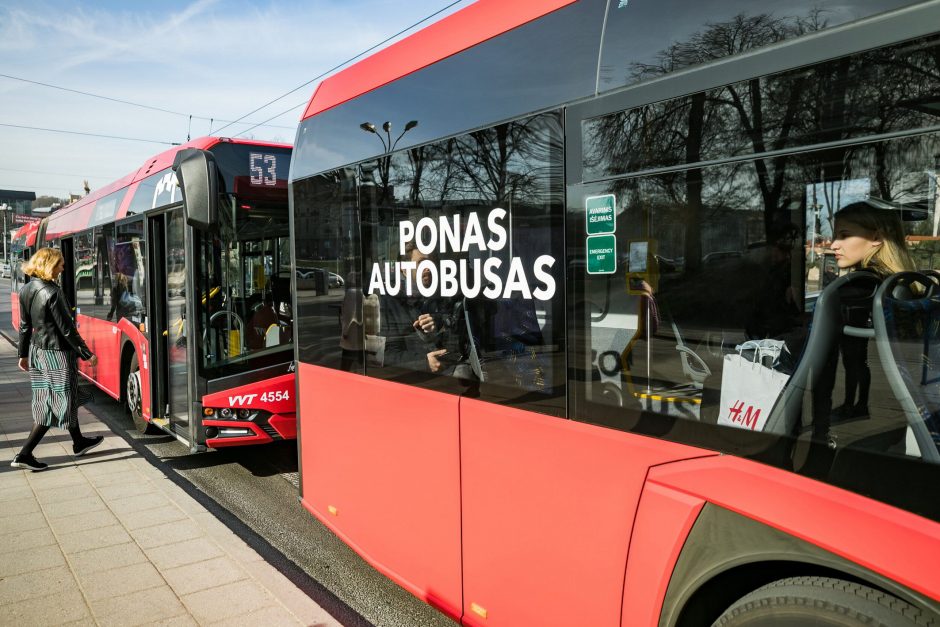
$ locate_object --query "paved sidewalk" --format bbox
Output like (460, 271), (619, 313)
(0, 338), (341, 626)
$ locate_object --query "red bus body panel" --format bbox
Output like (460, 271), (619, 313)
(458, 398), (712, 627)
(620, 483), (706, 627)
(301, 0), (577, 119)
(647, 456), (940, 601)
(298, 364), (463, 618)
(297, 365), (716, 625)
(268, 413), (297, 440)
(24, 221), (39, 247)
(74, 317), (152, 418)
(75, 314), (122, 399)
(11, 291), (19, 331)
(297, 365), (940, 623)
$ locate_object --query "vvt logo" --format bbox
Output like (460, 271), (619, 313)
(228, 394), (258, 406)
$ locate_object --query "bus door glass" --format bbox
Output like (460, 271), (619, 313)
(165, 208), (191, 434)
(194, 196), (292, 378)
(111, 220), (147, 326)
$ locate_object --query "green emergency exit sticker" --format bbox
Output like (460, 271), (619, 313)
(586, 234), (617, 274)
(586, 194), (616, 235)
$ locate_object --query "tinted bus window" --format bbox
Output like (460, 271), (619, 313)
(294, 112), (567, 414)
(585, 33), (940, 182)
(597, 0), (925, 94)
(109, 221), (147, 325)
(293, 167), (363, 373)
(73, 227), (113, 320)
(73, 230), (95, 315)
(572, 115), (940, 517)
(127, 168), (181, 215)
(89, 190), (126, 228)
(93, 225), (113, 319)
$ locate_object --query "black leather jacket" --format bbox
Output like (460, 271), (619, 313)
(18, 277), (94, 360)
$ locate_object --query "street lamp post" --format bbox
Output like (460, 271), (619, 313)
(0, 203), (9, 266)
(359, 119), (418, 153)
(359, 120), (419, 201)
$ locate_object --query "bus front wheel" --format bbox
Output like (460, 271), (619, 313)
(126, 354), (157, 435)
(714, 576), (932, 626)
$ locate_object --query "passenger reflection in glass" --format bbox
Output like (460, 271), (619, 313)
(824, 202), (915, 439)
(373, 241), (443, 372)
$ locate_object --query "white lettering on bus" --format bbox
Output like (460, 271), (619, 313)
(369, 208), (556, 301)
(228, 393), (258, 406)
(153, 171), (180, 209)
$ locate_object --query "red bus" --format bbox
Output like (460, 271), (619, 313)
(14, 137), (296, 451)
(287, 0), (940, 625)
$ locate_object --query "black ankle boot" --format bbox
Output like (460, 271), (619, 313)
(73, 436), (104, 457)
(11, 453), (48, 471)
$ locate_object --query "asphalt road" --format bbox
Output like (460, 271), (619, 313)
(1, 280), (456, 627)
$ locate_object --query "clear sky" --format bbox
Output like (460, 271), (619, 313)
(0, 0), (469, 201)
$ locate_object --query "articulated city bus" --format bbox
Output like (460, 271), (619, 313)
(288, 0), (940, 625)
(14, 137), (296, 451)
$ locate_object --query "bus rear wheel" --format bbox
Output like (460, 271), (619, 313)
(713, 576), (932, 626)
(126, 354), (157, 435)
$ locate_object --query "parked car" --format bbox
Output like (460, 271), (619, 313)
(702, 250), (743, 265)
(296, 268), (345, 288)
(0, 262), (10, 278)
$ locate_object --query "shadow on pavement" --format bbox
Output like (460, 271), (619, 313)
(162, 440), (298, 478)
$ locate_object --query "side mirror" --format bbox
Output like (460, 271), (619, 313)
(172, 148), (218, 231)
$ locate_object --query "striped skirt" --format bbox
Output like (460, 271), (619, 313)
(29, 346), (92, 430)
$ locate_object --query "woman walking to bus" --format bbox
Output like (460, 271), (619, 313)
(10, 247), (102, 471)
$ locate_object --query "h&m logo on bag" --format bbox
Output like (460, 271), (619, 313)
(726, 400), (762, 430)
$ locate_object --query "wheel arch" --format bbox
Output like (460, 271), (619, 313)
(664, 504), (940, 627)
(119, 336), (138, 405)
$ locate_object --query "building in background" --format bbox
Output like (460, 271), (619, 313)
(0, 189), (37, 264)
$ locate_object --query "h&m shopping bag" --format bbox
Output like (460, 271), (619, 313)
(717, 340), (790, 431)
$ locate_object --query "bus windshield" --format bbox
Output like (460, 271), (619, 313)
(195, 194), (292, 376)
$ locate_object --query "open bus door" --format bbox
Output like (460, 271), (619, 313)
(146, 208), (200, 449)
(142, 145), (216, 450)
(142, 148), (219, 451)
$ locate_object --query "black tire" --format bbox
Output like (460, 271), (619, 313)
(126, 354), (158, 435)
(714, 576), (935, 627)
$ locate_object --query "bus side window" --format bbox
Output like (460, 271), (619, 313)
(73, 230), (95, 316)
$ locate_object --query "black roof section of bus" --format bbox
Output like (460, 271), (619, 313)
(291, 0), (932, 181)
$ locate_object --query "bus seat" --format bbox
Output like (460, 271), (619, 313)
(265, 324), (280, 347)
(670, 319), (711, 389)
(872, 271), (940, 463)
(906, 426), (922, 458)
(763, 272), (881, 436)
